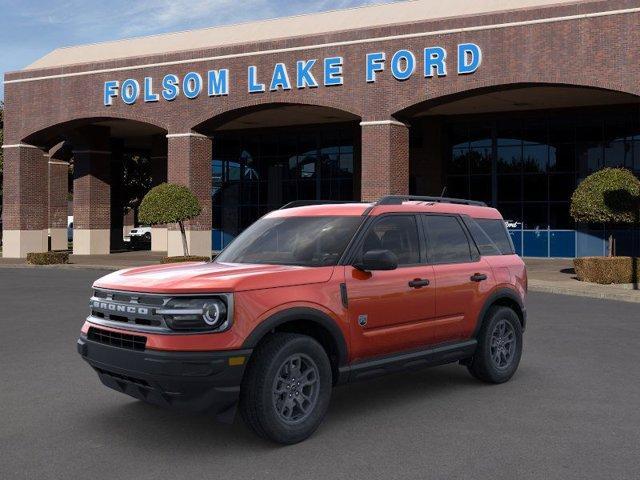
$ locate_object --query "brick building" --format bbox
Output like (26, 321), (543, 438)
(3, 0), (640, 258)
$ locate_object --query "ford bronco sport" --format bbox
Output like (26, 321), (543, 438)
(78, 195), (527, 444)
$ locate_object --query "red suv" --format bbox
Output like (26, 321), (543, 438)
(78, 195), (527, 444)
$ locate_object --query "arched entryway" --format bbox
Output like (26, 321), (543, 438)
(396, 84), (640, 257)
(194, 103), (361, 249)
(3, 117), (167, 257)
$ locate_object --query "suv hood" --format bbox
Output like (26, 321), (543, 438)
(93, 262), (335, 294)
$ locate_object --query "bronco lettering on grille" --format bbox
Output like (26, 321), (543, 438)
(92, 301), (149, 315)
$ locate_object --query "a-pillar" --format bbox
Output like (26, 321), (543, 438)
(360, 120), (410, 202)
(150, 134), (168, 252)
(48, 143), (70, 251)
(166, 132), (212, 257)
(72, 126), (112, 255)
(1, 143), (49, 258)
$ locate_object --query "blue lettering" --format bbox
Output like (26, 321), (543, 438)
(248, 66), (265, 93)
(143, 77), (159, 102)
(390, 50), (415, 81)
(162, 74), (179, 101)
(270, 63), (292, 91)
(121, 79), (140, 105)
(103, 80), (119, 106)
(296, 60), (318, 88)
(324, 57), (343, 86)
(457, 43), (482, 74)
(366, 52), (385, 83)
(424, 47), (447, 77)
(207, 69), (229, 96)
(183, 72), (202, 99)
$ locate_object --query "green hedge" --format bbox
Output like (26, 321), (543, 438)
(573, 256), (640, 284)
(26, 251), (69, 265)
(160, 255), (210, 264)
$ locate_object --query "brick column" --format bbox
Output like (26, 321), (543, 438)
(360, 120), (410, 202)
(150, 134), (168, 252)
(1, 144), (49, 257)
(48, 144), (69, 251)
(166, 132), (212, 257)
(72, 126), (112, 255)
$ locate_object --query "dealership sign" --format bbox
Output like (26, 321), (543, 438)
(103, 43), (481, 106)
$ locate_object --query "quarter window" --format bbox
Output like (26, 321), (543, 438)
(424, 216), (473, 264)
(360, 216), (420, 266)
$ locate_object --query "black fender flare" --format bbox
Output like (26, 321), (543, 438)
(472, 288), (526, 337)
(242, 307), (349, 367)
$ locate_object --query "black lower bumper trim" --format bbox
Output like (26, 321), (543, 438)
(77, 335), (251, 422)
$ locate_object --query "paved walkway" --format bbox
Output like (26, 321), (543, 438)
(525, 258), (640, 303)
(1, 251), (639, 303)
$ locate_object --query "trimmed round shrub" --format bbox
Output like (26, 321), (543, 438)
(570, 168), (640, 224)
(139, 183), (203, 256)
(139, 183), (202, 226)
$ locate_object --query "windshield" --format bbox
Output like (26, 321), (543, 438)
(215, 216), (363, 266)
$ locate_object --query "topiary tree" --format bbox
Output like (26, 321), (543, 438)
(139, 183), (202, 256)
(570, 168), (640, 256)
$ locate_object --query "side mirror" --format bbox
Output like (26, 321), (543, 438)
(354, 249), (398, 271)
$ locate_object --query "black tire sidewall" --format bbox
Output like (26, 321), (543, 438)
(252, 335), (332, 444)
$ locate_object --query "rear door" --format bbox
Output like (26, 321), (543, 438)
(422, 214), (495, 343)
(345, 214), (436, 360)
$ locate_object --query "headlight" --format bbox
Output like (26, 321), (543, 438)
(157, 297), (230, 332)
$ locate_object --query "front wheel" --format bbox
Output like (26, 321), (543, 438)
(467, 306), (523, 384)
(240, 333), (332, 444)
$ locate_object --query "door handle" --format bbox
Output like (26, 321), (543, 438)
(408, 278), (430, 288)
(470, 273), (488, 282)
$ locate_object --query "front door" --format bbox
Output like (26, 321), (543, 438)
(345, 215), (436, 361)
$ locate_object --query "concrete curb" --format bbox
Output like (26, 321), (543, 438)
(528, 280), (640, 304)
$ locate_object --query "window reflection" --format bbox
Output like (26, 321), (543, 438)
(211, 125), (358, 248)
(445, 107), (640, 230)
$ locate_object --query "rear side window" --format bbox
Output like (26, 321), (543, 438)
(464, 218), (502, 256)
(423, 215), (473, 264)
(475, 218), (515, 255)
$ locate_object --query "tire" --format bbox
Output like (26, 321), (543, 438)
(467, 306), (523, 384)
(239, 333), (332, 444)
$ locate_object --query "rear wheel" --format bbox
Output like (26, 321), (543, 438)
(240, 333), (332, 444)
(467, 306), (522, 383)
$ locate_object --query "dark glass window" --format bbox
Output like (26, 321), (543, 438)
(212, 124), (358, 248)
(476, 218), (515, 254)
(361, 216), (420, 266)
(444, 105), (640, 235)
(424, 215), (473, 264)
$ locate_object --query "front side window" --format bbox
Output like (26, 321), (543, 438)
(360, 216), (420, 266)
(424, 215), (473, 264)
(215, 216), (363, 266)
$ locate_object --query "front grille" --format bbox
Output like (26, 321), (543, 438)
(88, 327), (147, 351)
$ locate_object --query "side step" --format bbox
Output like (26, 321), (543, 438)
(338, 340), (477, 383)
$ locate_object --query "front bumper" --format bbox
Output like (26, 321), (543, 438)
(77, 334), (252, 422)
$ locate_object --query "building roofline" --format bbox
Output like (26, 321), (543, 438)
(19, 0), (594, 72)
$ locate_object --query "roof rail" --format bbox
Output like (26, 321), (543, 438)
(376, 195), (487, 207)
(279, 200), (358, 210)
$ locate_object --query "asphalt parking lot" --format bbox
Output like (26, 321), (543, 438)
(1, 268), (639, 480)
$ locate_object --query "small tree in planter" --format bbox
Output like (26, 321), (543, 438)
(139, 183), (202, 257)
(570, 168), (640, 257)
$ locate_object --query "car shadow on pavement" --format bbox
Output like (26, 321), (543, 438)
(83, 364), (487, 450)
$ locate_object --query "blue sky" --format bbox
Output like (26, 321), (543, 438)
(0, 0), (395, 100)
